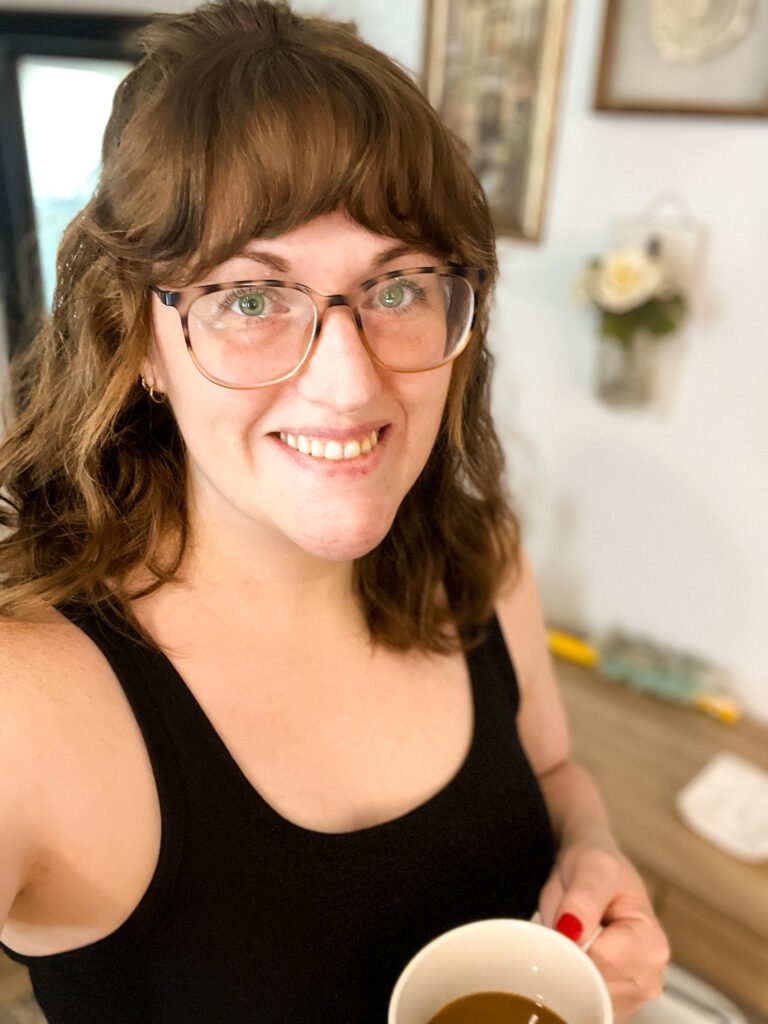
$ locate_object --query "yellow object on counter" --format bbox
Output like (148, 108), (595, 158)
(546, 629), (600, 668)
(692, 694), (742, 725)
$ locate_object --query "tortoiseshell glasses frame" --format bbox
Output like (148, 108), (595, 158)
(149, 264), (487, 390)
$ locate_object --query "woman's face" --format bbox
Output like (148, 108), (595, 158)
(147, 210), (453, 564)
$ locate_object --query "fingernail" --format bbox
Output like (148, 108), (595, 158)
(555, 912), (584, 942)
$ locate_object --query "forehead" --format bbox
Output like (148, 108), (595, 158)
(201, 212), (442, 287)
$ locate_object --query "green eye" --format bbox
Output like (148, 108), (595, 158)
(237, 293), (265, 316)
(380, 283), (406, 308)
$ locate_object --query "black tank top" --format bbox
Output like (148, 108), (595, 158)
(1, 607), (555, 1023)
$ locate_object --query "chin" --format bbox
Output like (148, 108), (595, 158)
(293, 514), (396, 562)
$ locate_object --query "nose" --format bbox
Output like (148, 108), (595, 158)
(296, 302), (382, 411)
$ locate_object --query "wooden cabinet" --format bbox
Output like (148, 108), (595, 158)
(557, 661), (768, 1016)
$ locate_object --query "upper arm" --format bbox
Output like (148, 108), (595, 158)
(495, 549), (571, 778)
(0, 705), (40, 929)
(0, 777), (36, 933)
(0, 624), (59, 929)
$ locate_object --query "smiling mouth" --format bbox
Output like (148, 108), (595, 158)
(276, 428), (382, 461)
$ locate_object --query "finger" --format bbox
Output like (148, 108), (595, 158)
(537, 872), (565, 928)
(551, 850), (620, 942)
(589, 916), (669, 982)
(588, 918), (668, 1015)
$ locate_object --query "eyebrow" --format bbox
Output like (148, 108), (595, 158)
(234, 242), (436, 276)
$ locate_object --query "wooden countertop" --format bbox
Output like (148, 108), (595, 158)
(557, 660), (768, 1012)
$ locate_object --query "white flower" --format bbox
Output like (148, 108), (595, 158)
(572, 263), (600, 305)
(591, 247), (664, 313)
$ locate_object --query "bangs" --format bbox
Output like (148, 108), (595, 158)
(102, 18), (495, 288)
(205, 54), (465, 270)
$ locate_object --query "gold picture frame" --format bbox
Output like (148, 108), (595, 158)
(423, 0), (569, 241)
(595, 0), (768, 117)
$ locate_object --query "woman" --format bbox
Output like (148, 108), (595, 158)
(0, 2), (668, 1021)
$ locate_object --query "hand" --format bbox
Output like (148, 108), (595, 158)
(538, 836), (670, 1022)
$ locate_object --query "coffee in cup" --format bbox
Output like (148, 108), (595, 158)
(388, 918), (612, 1024)
(428, 989), (566, 1022)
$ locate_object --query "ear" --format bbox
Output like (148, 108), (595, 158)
(139, 352), (167, 394)
(140, 353), (157, 386)
(141, 309), (168, 393)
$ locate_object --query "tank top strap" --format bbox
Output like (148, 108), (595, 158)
(464, 613), (521, 717)
(57, 601), (189, 937)
(60, 602), (191, 787)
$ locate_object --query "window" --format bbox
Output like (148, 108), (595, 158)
(0, 11), (145, 356)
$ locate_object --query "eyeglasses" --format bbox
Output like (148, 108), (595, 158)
(150, 265), (486, 389)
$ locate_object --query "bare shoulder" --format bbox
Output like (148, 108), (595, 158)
(0, 612), (82, 909)
(0, 606), (104, 705)
(494, 548), (547, 681)
(0, 607), (107, 778)
(0, 609), (117, 881)
(494, 549), (571, 775)
(0, 606), (123, 775)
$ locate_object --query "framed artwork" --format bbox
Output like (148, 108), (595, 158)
(595, 0), (768, 117)
(423, 0), (569, 241)
(0, 11), (145, 357)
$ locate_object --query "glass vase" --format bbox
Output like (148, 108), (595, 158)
(595, 332), (660, 406)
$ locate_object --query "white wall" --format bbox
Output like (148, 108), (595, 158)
(487, 2), (768, 724)
(2, 0), (766, 722)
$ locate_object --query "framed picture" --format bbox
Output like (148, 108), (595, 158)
(0, 11), (145, 357)
(423, 0), (569, 241)
(595, 0), (768, 117)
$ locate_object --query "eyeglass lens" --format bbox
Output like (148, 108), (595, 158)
(186, 272), (474, 387)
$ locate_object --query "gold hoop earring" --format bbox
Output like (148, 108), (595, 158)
(140, 375), (167, 404)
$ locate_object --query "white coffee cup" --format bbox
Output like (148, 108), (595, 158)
(388, 918), (613, 1024)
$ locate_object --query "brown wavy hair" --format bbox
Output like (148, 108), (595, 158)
(0, 0), (519, 652)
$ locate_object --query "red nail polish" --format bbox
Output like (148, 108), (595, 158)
(555, 912), (584, 942)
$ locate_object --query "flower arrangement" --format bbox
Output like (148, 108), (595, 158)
(576, 237), (687, 347)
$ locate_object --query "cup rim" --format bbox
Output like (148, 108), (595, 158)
(388, 917), (613, 1023)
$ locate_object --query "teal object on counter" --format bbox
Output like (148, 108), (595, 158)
(599, 632), (723, 704)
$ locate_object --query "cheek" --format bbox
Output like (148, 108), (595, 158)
(146, 304), (183, 391)
(147, 307), (274, 437)
(406, 367), (452, 438)
(174, 393), (274, 456)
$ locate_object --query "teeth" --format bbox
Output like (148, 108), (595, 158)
(278, 430), (380, 461)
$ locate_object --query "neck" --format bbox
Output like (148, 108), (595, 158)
(157, 492), (367, 643)
(188, 526), (357, 618)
